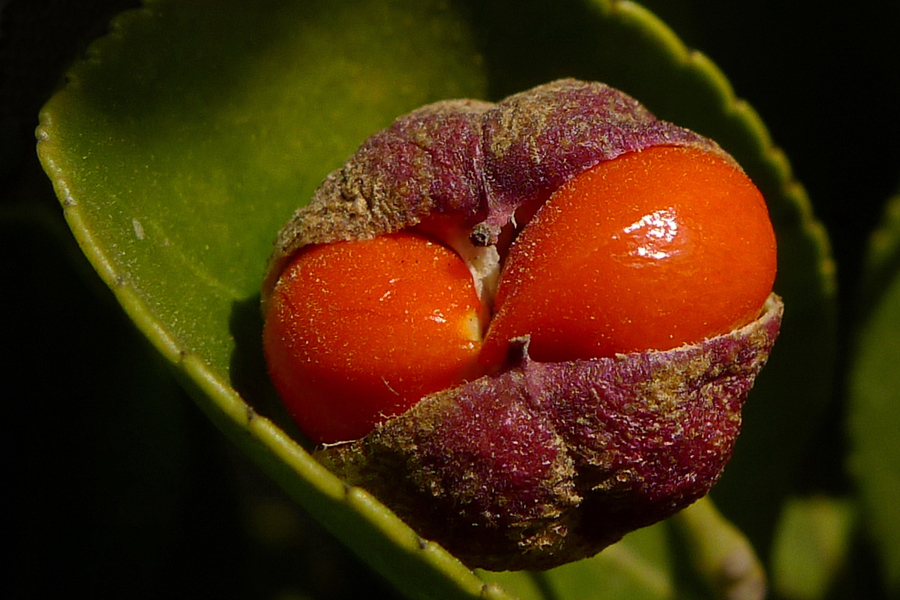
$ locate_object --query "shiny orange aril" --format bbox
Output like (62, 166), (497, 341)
(265, 146), (777, 444)
(479, 146), (777, 366)
(263, 231), (485, 444)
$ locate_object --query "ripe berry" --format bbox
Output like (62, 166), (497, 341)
(265, 147), (777, 443)
(263, 231), (484, 444)
(480, 145), (777, 365)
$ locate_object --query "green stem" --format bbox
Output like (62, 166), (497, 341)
(673, 496), (767, 600)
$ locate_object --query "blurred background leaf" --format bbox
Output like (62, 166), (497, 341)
(770, 495), (857, 600)
(848, 191), (900, 598)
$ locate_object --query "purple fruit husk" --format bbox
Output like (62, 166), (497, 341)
(261, 79), (729, 302)
(316, 294), (782, 571)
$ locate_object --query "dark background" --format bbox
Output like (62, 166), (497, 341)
(3, 1), (898, 598)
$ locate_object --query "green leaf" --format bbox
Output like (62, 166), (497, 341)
(769, 495), (857, 600)
(38, 1), (497, 599)
(37, 0), (834, 598)
(848, 190), (900, 596)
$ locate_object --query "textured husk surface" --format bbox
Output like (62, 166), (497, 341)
(317, 295), (782, 571)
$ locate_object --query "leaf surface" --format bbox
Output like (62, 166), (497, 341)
(38, 0), (835, 597)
